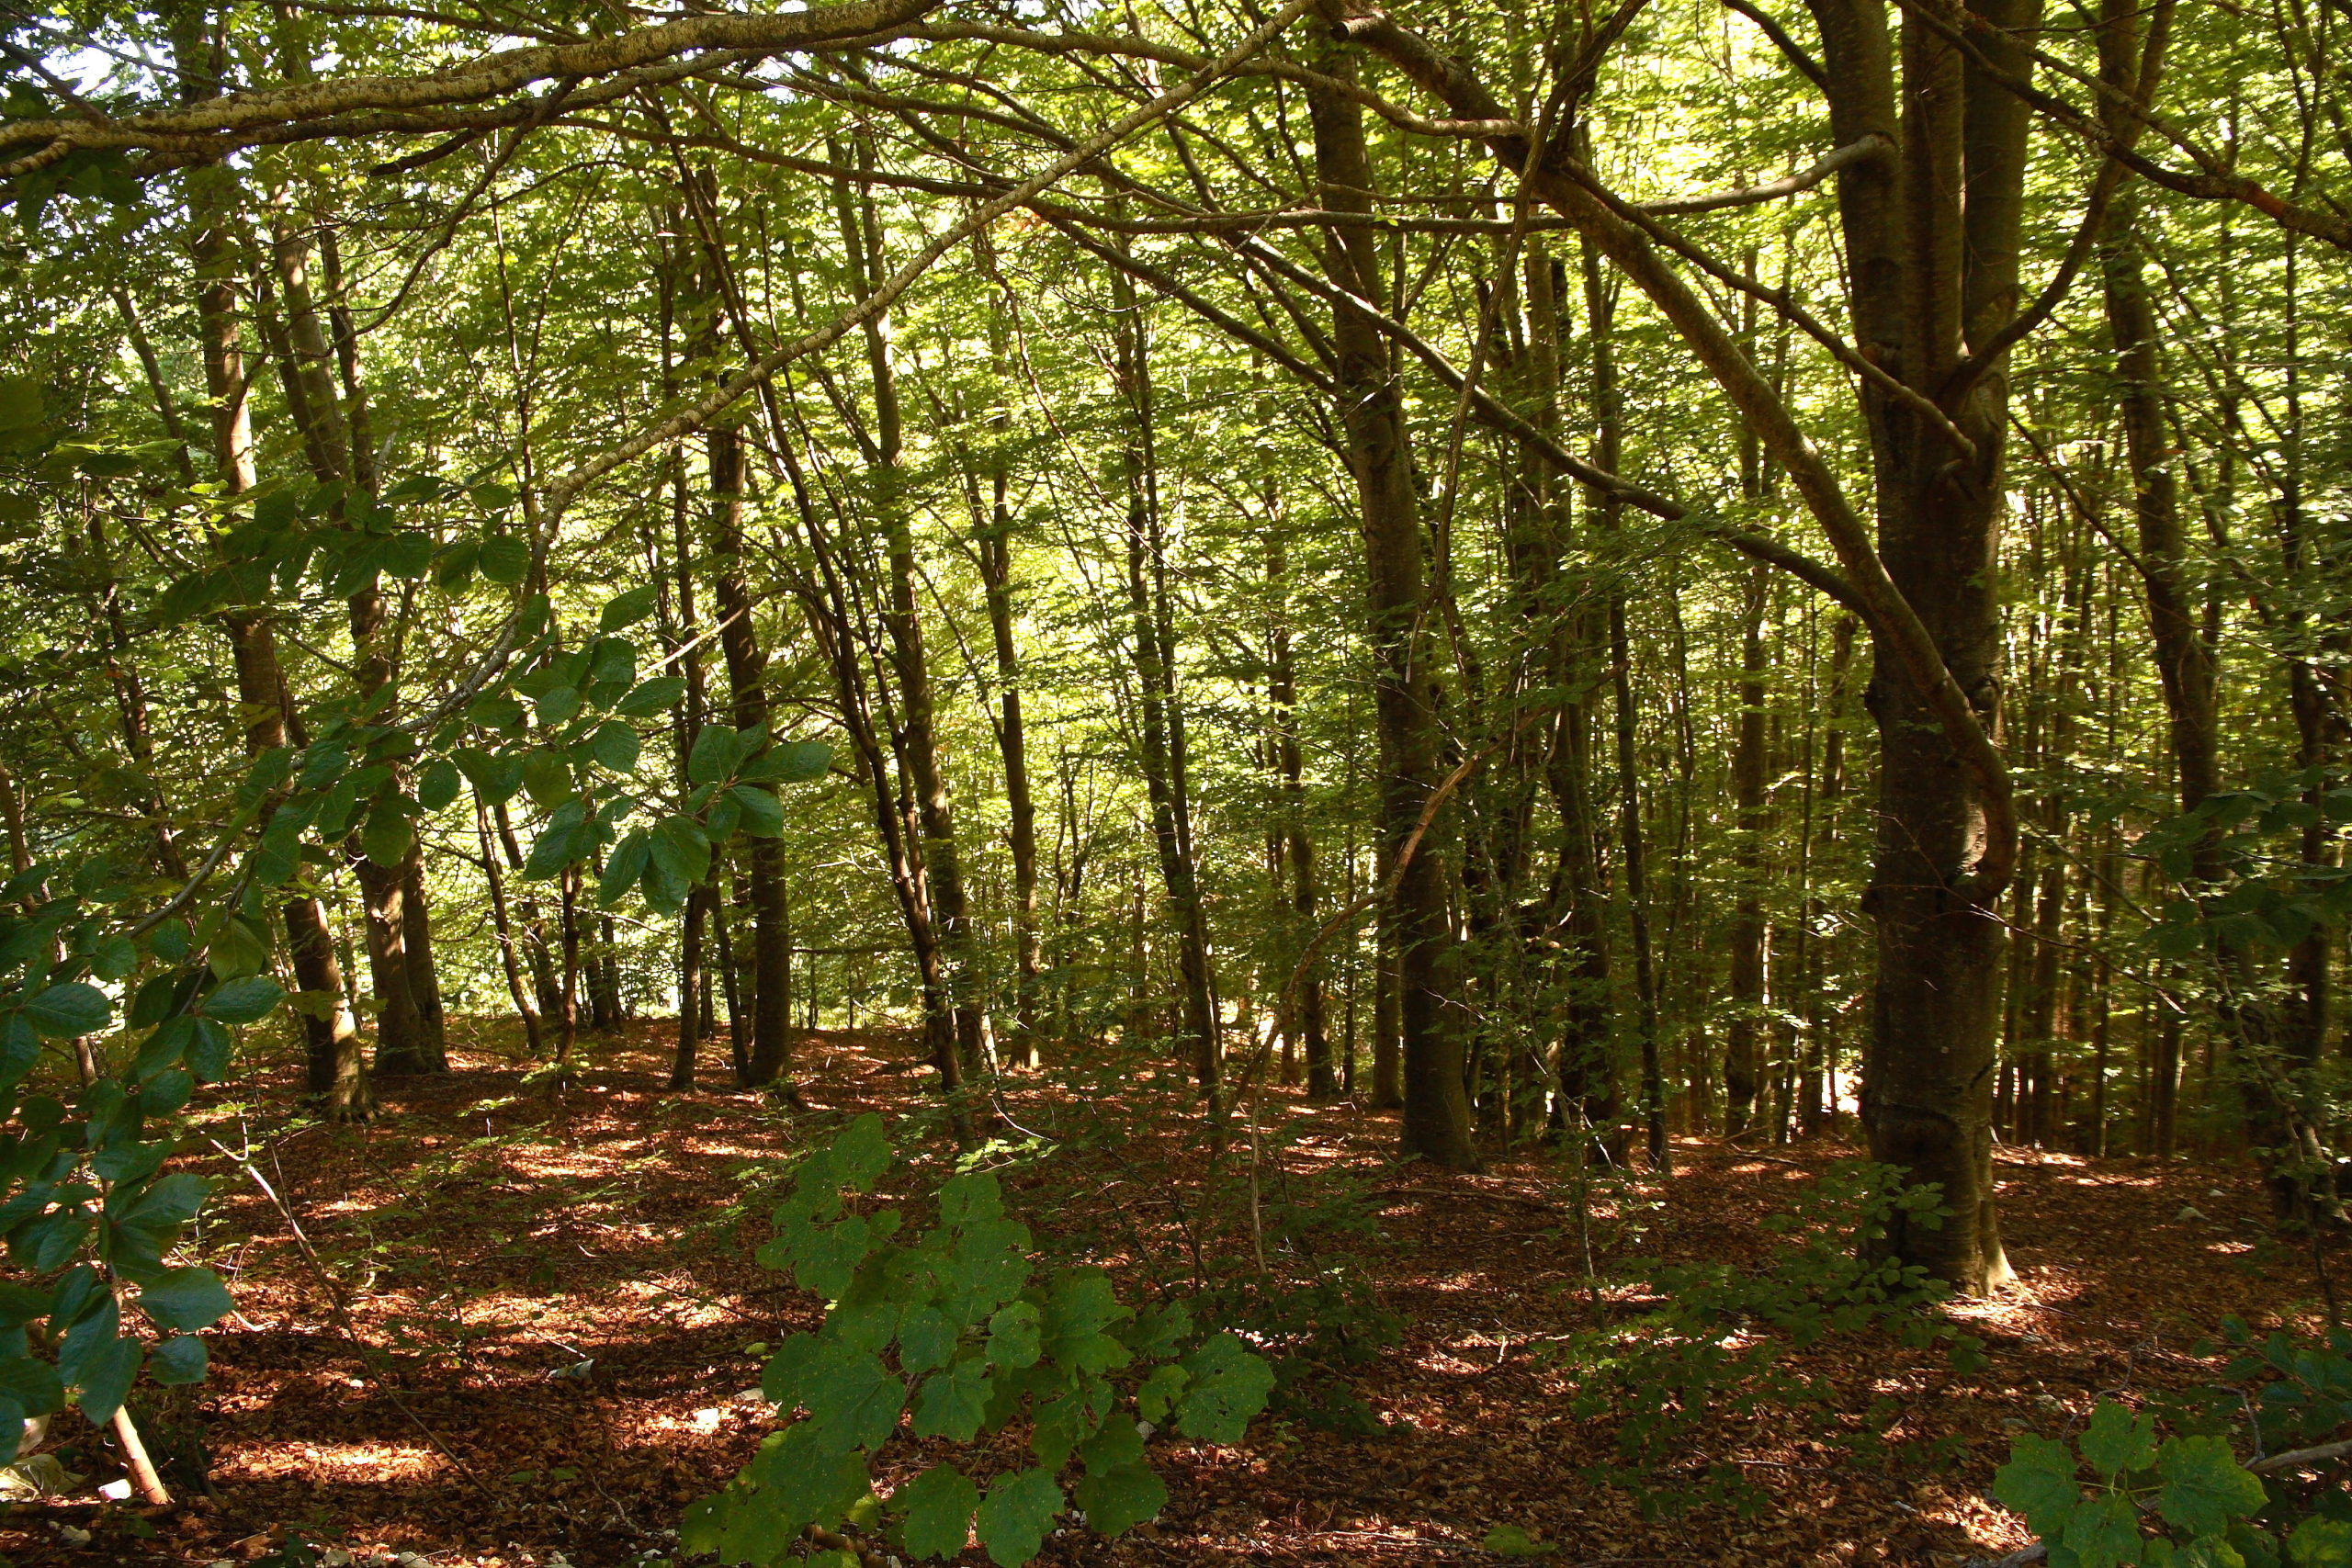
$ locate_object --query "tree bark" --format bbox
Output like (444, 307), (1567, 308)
(1307, 51), (1476, 1168)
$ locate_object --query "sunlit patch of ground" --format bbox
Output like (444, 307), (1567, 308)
(0, 1019), (2324, 1567)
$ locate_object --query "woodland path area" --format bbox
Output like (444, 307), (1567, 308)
(0, 1024), (2319, 1568)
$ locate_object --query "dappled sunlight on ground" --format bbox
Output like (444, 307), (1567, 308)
(6, 1018), (2326, 1567)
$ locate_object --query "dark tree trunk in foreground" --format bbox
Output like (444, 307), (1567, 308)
(1308, 51), (1476, 1169)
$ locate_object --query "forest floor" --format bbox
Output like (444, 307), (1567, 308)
(0, 1019), (2331, 1568)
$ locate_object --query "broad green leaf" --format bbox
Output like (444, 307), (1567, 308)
(1994, 1433), (2084, 1539)
(742, 739), (831, 784)
(1176, 1332), (1273, 1444)
(895, 1463), (979, 1561)
(588, 720), (640, 774)
(522, 750), (574, 807)
(802, 1344), (904, 1452)
(601, 585), (659, 631)
(2080, 1400), (2158, 1481)
(729, 783), (784, 837)
(616, 676), (686, 716)
(360, 804), (413, 868)
(688, 725), (741, 786)
(149, 1335), (207, 1382)
(417, 758), (462, 811)
(537, 684), (583, 727)
(1072, 1460), (1165, 1538)
(63, 1325), (140, 1425)
(744, 1421), (872, 1537)
(478, 534), (530, 583)
(599, 829), (650, 909)
(21, 982), (108, 1038)
(975, 1466), (1061, 1568)
(2153, 1435), (2266, 1538)
(988, 1300), (1042, 1370)
(899, 1305), (959, 1375)
(138, 1266), (233, 1331)
(1480, 1524), (1555, 1558)
(201, 974), (284, 1026)
(912, 1357), (990, 1442)
(2291, 1516), (2352, 1566)
(2062, 1492), (2145, 1568)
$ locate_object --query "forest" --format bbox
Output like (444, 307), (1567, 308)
(0, 0), (2349, 1562)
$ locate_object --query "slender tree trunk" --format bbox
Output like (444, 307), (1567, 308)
(704, 425), (796, 1092)
(1267, 529), (1334, 1097)
(474, 796), (544, 1058)
(1109, 259), (1223, 1107)
(172, 6), (370, 1119)
(1724, 564), (1772, 1136)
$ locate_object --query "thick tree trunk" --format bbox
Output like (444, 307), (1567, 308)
(1308, 55), (1475, 1168)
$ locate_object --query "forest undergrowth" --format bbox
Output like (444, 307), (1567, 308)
(0, 1023), (2323, 1568)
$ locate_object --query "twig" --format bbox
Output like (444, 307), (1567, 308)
(206, 1136), (502, 1506)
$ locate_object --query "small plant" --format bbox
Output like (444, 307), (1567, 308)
(1993, 1323), (2352, 1567)
(682, 1114), (1274, 1566)
(1544, 1161), (1984, 1516)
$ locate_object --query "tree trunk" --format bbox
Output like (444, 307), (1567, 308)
(1307, 52), (1475, 1168)
(172, 7), (371, 1120)
(705, 425), (796, 1092)
(1725, 564), (1772, 1137)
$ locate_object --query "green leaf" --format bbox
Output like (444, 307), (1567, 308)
(151, 1333), (209, 1386)
(975, 1466), (1061, 1568)
(1072, 1460), (1165, 1539)
(360, 804), (413, 868)
(200, 975), (284, 1026)
(479, 534), (530, 583)
(729, 784), (784, 838)
(801, 1344), (904, 1452)
(2062, 1492), (2145, 1568)
(688, 725), (741, 786)
(895, 1463), (979, 1560)
(742, 739), (831, 784)
(537, 684), (583, 727)
(2080, 1400), (2158, 1481)
(912, 1357), (991, 1441)
(21, 982), (107, 1038)
(522, 750), (574, 807)
(1176, 1332), (1273, 1444)
(64, 1325), (140, 1425)
(899, 1305), (959, 1375)
(1480, 1524), (1555, 1558)
(588, 720), (640, 774)
(91, 935), (138, 982)
(0, 1352), (62, 1418)
(744, 1421), (873, 1538)
(600, 584), (660, 632)
(988, 1300), (1042, 1370)
(617, 676), (687, 717)
(2291, 1516), (2352, 1567)
(599, 829), (650, 909)
(417, 759), (462, 811)
(1995, 1433), (2084, 1539)
(2153, 1436), (2266, 1539)
(138, 1266), (233, 1331)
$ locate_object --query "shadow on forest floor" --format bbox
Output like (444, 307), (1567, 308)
(0, 1017), (2325, 1568)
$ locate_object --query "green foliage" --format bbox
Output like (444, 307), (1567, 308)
(682, 1115), (1273, 1567)
(1995, 1323), (2352, 1567)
